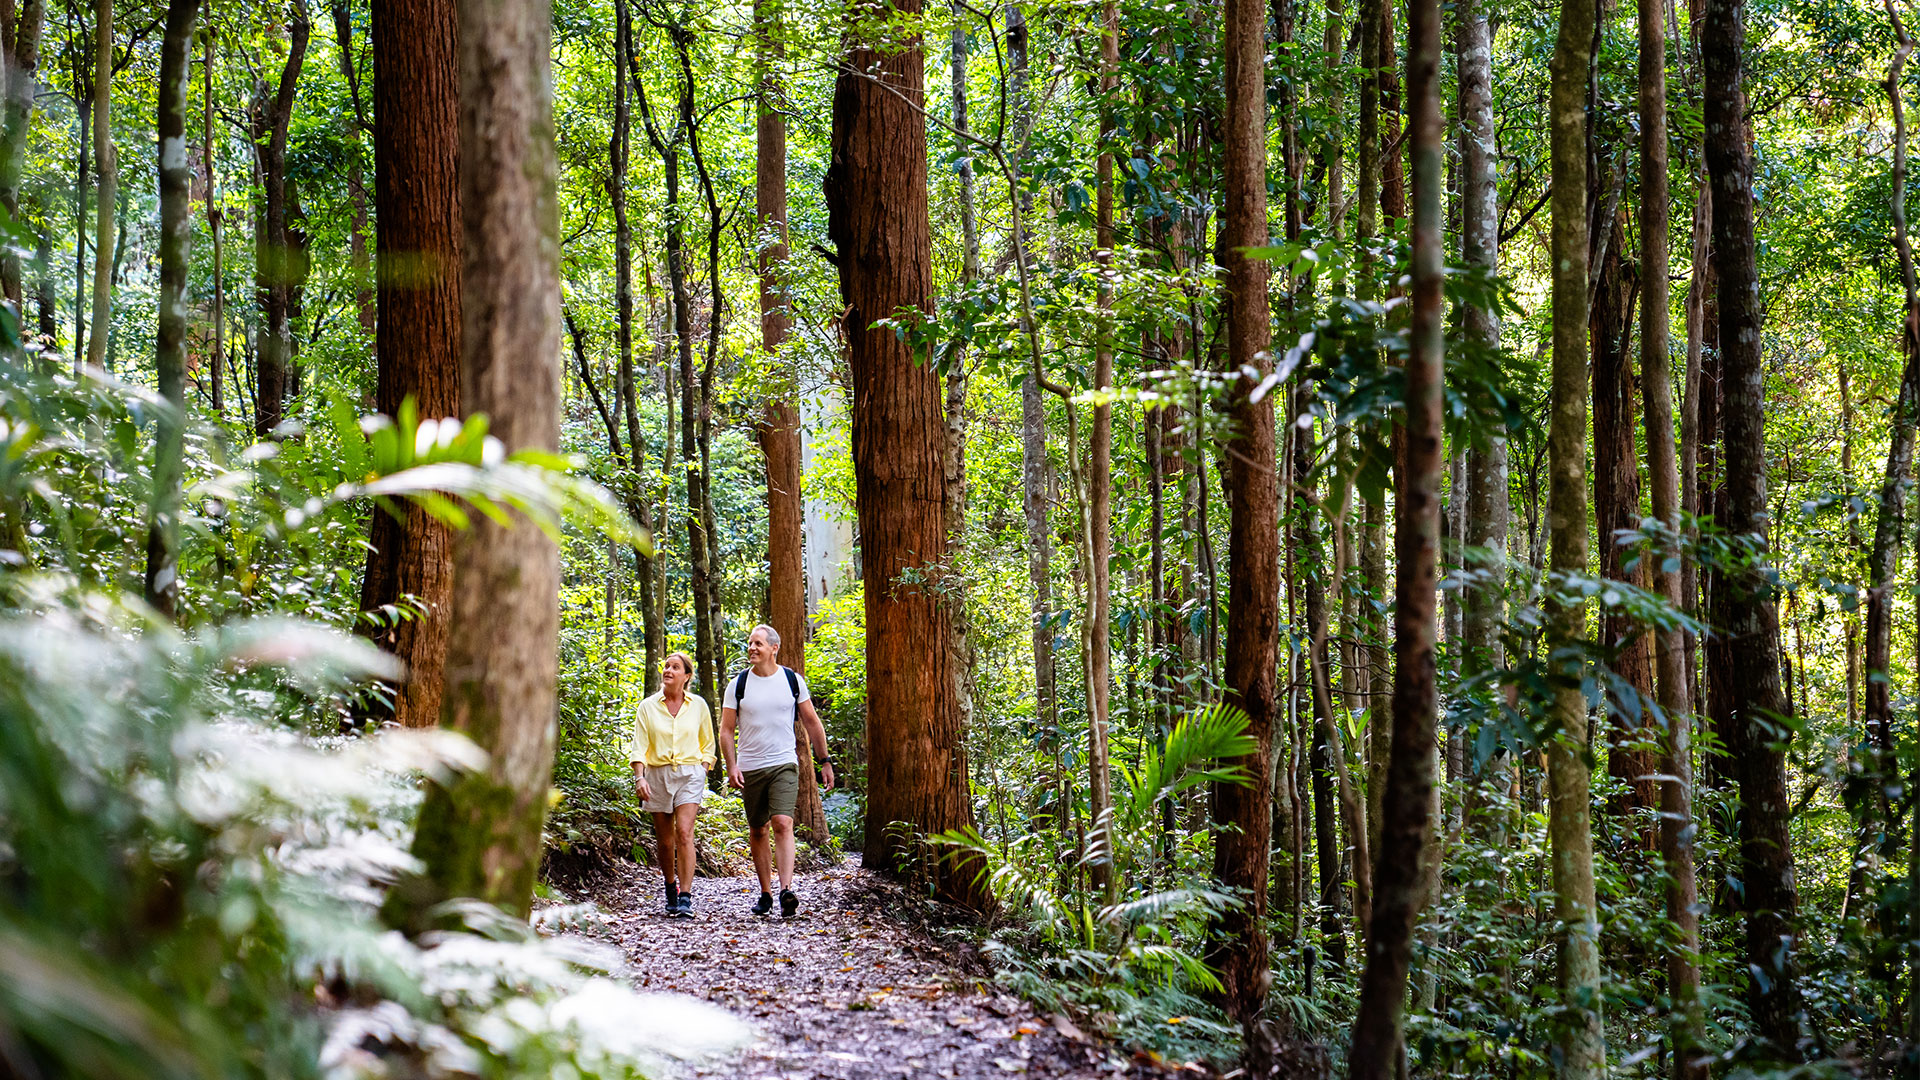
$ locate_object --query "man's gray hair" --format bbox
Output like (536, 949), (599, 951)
(750, 623), (781, 649)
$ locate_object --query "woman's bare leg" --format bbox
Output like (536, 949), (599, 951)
(650, 811), (677, 889)
(673, 803), (699, 895)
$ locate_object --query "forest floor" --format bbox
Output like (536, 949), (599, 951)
(570, 857), (1202, 1080)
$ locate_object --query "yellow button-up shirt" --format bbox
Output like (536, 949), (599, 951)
(628, 691), (715, 768)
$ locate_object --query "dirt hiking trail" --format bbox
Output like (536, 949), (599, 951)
(575, 859), (1198, 1080)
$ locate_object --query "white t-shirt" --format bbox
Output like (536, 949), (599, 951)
(723, 667), (811, 772)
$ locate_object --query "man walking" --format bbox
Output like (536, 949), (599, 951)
(720, 624), (835, 917)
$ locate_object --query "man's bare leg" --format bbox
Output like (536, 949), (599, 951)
(750, 823), (774, 895)
(772, 814), (796, 893)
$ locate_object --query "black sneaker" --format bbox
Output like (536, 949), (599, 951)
(663, 882), (679, 915)
(753, 892), (774, 917)
(780, 889), (799, 918)
(675, 893), (694, 917)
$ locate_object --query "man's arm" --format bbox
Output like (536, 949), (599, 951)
(798, 699), (834, 791)
(720, 707), (744, 788)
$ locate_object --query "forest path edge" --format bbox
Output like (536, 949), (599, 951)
(569, 858), (1194, 1080)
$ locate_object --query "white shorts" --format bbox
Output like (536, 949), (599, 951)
(641, 763), (708, 814)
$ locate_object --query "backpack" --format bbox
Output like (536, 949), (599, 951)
(733, 665), (801, 723)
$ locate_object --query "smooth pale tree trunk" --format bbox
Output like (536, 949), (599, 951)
(1458, 0), (1505, 683)
(1640, 0), (1705, 1071)
(84, 0), (109, 371)
(249, 0), (308, 438)
(1347, 0), (1441, 1067)
(1207, 0), (1277, 1031)
(1547, 0), (1605, 1071)
(144, 0), (202, 621)
(1703, 0), (1804, 1051)
(824, 0), (982, 908)
(359, 0), (459, 729)
(1083, 0), (1116, 903)
(391, 0), (561, 924)
(755, 0), (825, 843)
(0, 0), (43, 307)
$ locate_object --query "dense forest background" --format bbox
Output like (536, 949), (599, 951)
(2, 0), (1918, 1074)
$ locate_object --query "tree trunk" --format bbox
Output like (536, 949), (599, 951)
(1703, 0), (1804, 1051)
(1640, 0), (1704, 1069)
(1347, 0), (1441, 1066)
(1083, 0), (1117, 903)
(1854, 0), (1920, 927)
(1546, 0), (1605, 1071)
(1681, 177), (1710, 713)
(1005, 7), (1054, 748)
(34, 223), (54, 345)
(0, 0), (43, 307)
(1206, 0), (1276, 1029)
(250, 0), (309, 438)
(391, 0), (561, 924)
(824, 0), (982, 908)
(84, 0), (110, 371)
(608, 0), (659, 693)
(204, 29), (225, 416)
(71, 64), (87, 371)
(633, 46), (718, 724)
(756, 0), (825, 844)
(945, 0), (981, 855)
(331, 1), (374, 336)
(144, 0), (202, 621)
(1457, 0), (1509, 842)
(359, 0), (458, 729)
(1591, 208), (1658, 815)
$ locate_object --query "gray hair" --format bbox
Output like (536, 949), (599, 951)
(749, 623), (781, 649)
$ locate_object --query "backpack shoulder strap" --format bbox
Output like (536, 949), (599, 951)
(733, 669), (750, 705)
(784, 666), (800, 710)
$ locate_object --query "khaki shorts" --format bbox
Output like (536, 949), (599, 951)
(641, 763), (708, 814)
(742, 763), (799, 828)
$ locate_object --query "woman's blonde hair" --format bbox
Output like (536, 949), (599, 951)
(662, 651), (696, 678)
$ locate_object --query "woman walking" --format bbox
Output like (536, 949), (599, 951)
(630, 652), (715, 916)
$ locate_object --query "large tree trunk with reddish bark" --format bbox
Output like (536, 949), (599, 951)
(757, 0), (825, 843)
(824, 0), (981, 908)
(1638, 0), (1704, 1069)
(359, 0), (460, 729)
(389, 0), (561, 925)
(1703, 0), (1805, 1051)
(1206, 0), (1276, 1032)
(1590, 209), (1658, 815)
